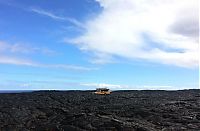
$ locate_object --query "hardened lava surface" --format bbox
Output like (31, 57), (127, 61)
(0, 90), (200, 131)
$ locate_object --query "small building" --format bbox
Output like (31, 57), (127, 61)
(95, 88), (111, 95)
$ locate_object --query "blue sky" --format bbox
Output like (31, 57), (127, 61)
(0, 0), (199, 90)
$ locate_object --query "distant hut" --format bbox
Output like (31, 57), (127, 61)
(95, 88), (111, 95)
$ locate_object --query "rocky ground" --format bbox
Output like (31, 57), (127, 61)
(0, 89), (200, 131)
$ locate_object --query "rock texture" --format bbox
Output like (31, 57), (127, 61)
(0, 90), (200, 131)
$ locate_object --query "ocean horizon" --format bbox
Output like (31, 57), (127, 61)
(0, 89), (199, 94)
(0, 90), (35, 93)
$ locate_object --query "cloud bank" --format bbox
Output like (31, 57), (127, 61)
(69, 0), (199, 68)
(81, 83), (199, 90)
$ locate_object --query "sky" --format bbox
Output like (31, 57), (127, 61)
(0, 0), (199, 90)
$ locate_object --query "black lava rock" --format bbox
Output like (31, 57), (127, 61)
(0, 89), (200, 131)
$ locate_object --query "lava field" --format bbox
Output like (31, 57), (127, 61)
(0, 90), (200, 131)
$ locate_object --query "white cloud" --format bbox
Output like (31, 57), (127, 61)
(68, 0), (199, 68)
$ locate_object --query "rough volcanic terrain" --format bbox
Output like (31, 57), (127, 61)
(0, 90), (200, 131)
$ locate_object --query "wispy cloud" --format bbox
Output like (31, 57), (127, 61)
(0, 41), (56, 55)
(0, 56), (97, 71)
(0, 41), (39, 66)
(0, 2), (84, 28)
(30, 7), (65, 20)
(68, 0), (199, 68)
(0, 55), (38, 66)
(40, 64), (98, 71)
(0, 41), (97, 71)
(30, 7), (84, 28)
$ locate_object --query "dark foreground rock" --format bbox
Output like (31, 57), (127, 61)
(0, 89), (200, 131)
